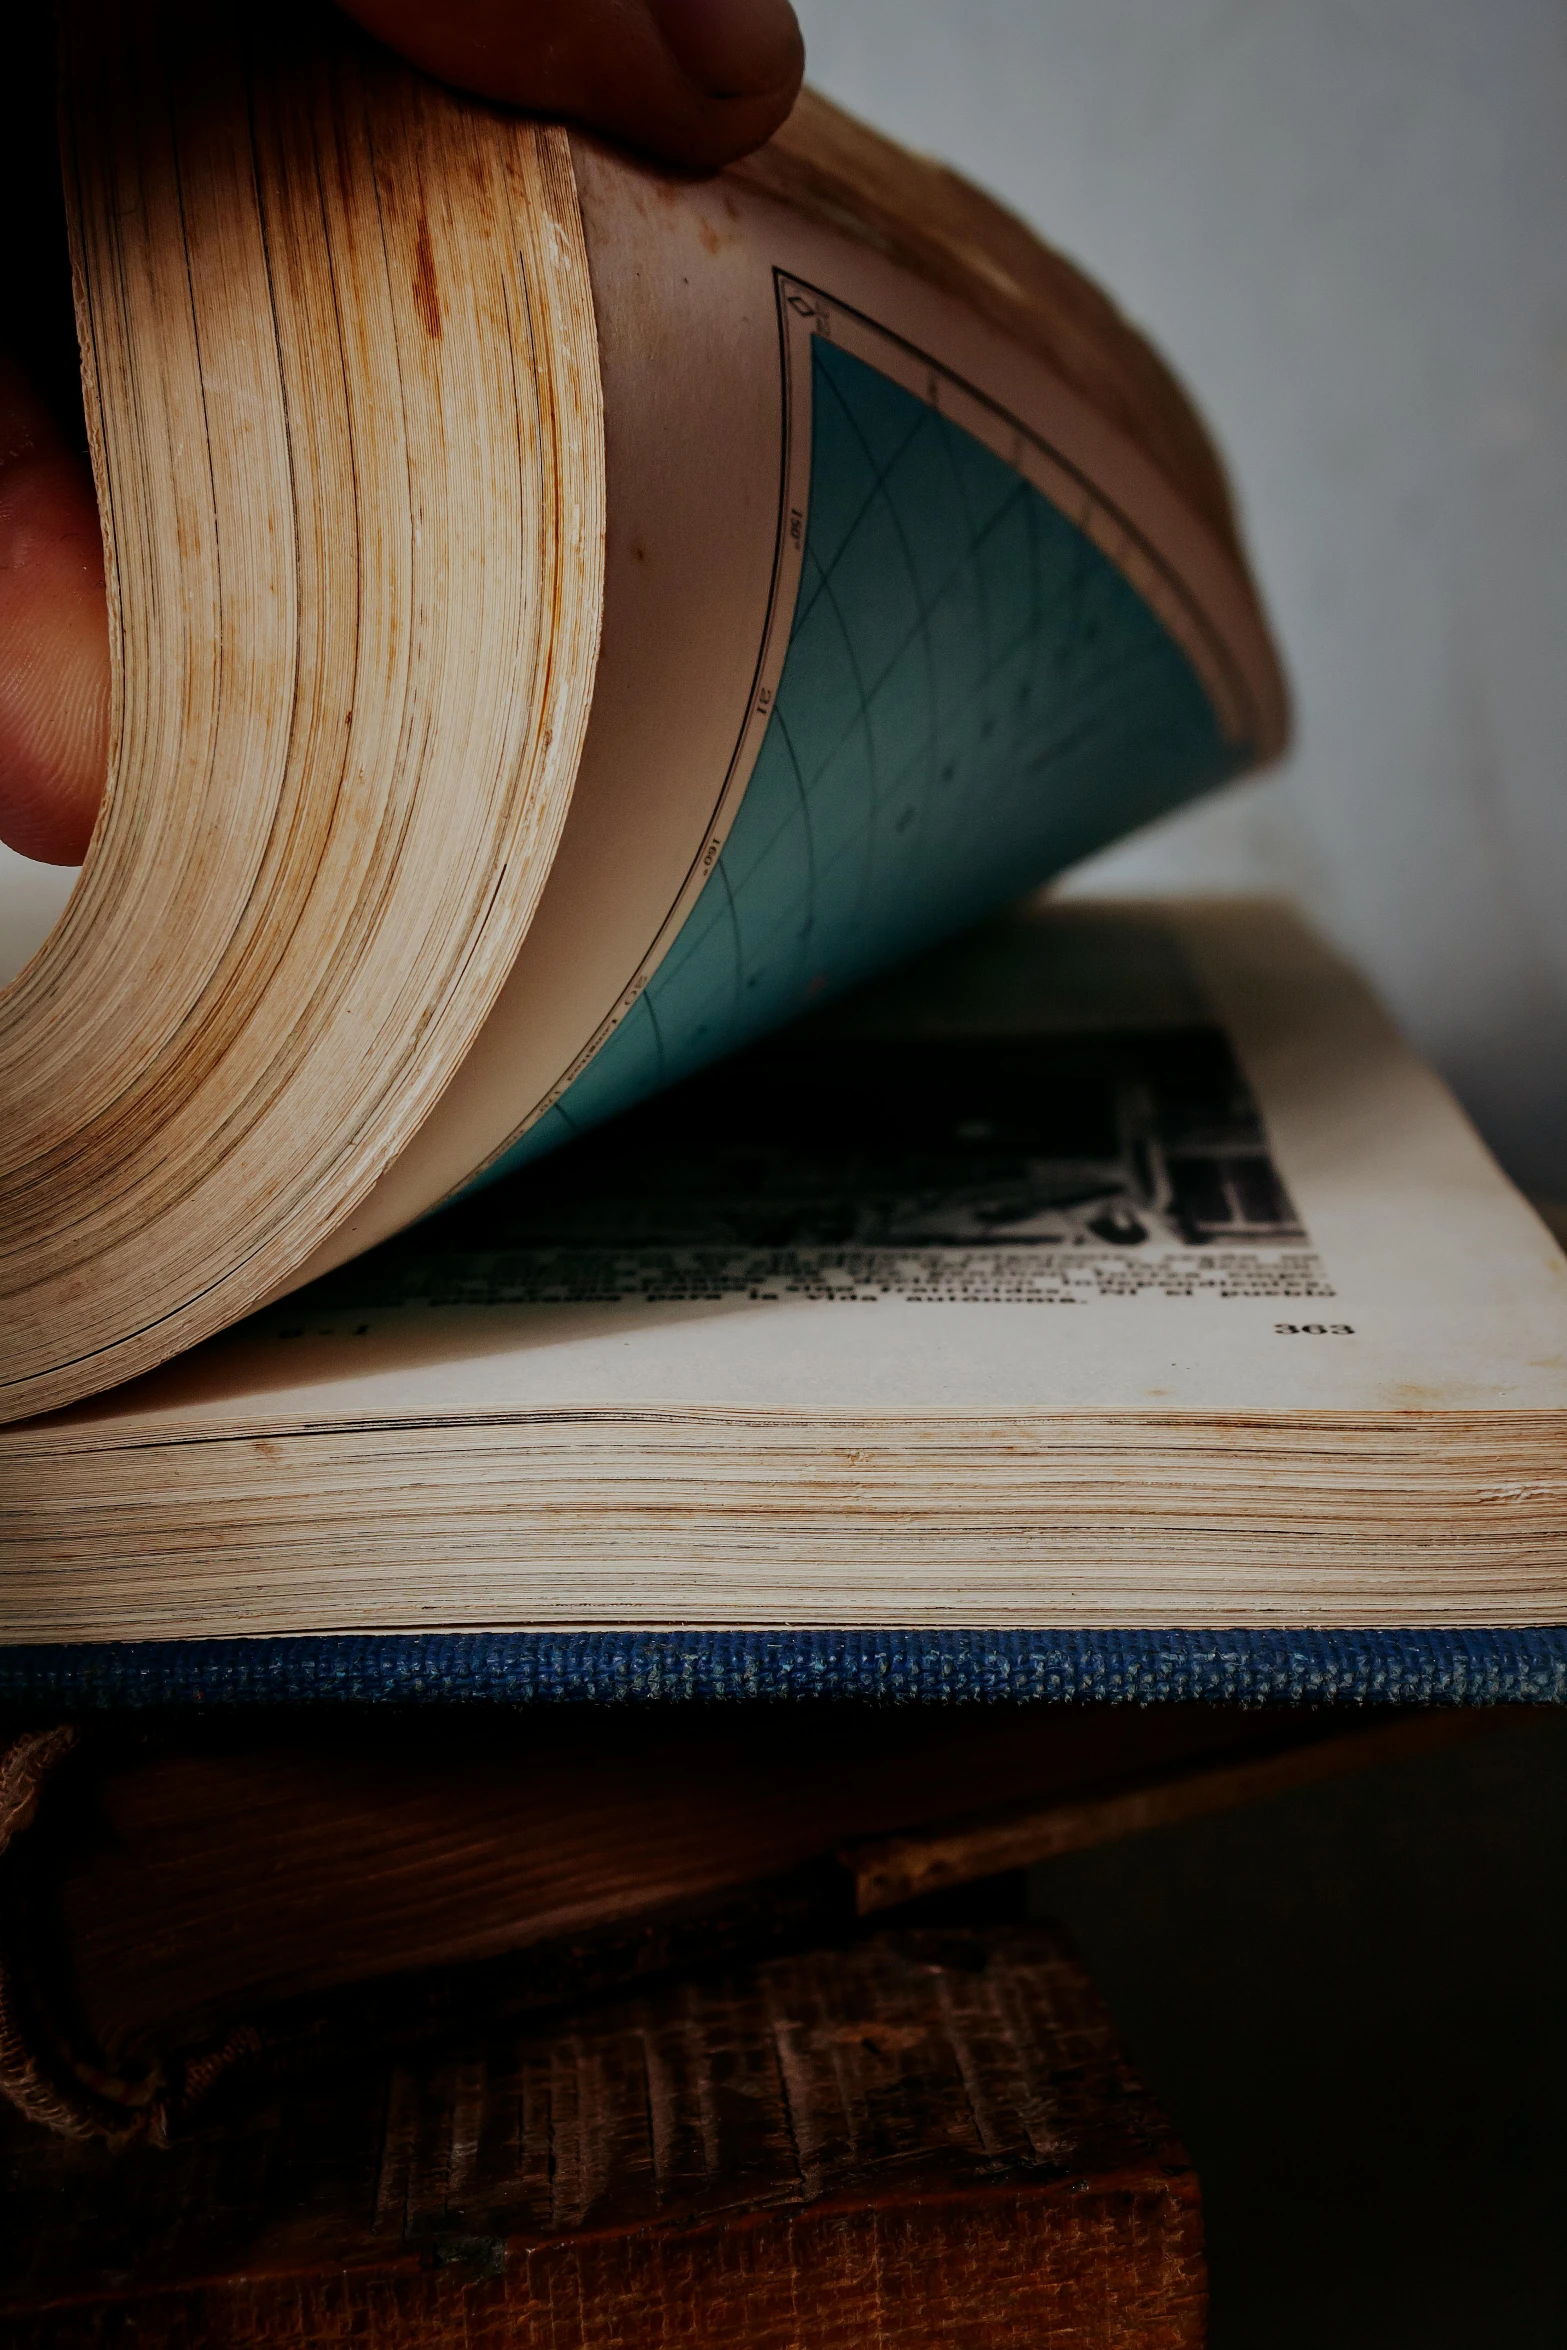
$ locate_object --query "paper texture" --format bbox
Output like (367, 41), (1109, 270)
(314, 158), (1286, 1276)
(487, 287), (1245, 1181)
(7, 900), (1564, 1640)
(37, 900), (1567, 1438)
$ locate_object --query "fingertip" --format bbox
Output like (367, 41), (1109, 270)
(0, 371), (110, 867)
(336, 0), (804, 173)
(624, 73), (804, 172)
(646, 0), (803, 104)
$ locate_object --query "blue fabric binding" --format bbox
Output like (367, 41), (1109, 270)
(1, 1628), (1563, 1711)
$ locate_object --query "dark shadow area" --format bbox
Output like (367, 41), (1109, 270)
(4, 15), (89, 446)
(1029, 1711), (1567, 2347)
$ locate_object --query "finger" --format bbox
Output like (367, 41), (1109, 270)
(337, 0), (805, 170)
(0, 356), (110, 867)
(0, 1), (801, 870)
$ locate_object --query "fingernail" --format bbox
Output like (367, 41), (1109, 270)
(648, 0), (804, 99)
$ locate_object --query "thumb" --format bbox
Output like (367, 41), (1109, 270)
(0, 358), (110, 867)
(0, 0), (804, 868)
(336, 0), (805, 170)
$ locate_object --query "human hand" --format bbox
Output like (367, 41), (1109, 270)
(0, 0), (804, 864)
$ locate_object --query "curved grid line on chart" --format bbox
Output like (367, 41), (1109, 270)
(487, 335), (1238, 1177)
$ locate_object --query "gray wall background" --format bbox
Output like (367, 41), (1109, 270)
(4, 1), (1563, 1192)
(796, 0), (1567, 1197)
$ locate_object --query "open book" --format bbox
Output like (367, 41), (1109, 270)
(4, 897), (1564, 1641)
(0, 0), (1284, 1424)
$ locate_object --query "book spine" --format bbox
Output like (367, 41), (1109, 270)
(3, 1625), (1564, 1709)
(0, 2179), (1206, 2348)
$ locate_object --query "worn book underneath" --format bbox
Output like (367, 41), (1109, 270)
(2, 895), (1563, 1642)
(0, 1699), (1475, 2141)
(0, 1925), (1206, 2349)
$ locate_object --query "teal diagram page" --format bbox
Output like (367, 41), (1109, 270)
(483, 333), (1241, 1182)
